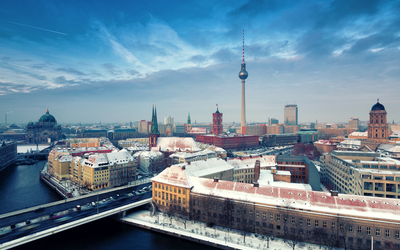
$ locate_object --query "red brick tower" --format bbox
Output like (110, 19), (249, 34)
(212, 105), (223, 135)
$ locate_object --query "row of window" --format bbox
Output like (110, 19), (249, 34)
(155, 191), (186, 204)
(154, 183), (186, 194)
(190, 203), (400, 239)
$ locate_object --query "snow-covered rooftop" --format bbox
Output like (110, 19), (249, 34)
(151, 165), (192, 188)
(84, 150), (133, 168)
(228, 155), (276, 169)
(175, 158), (234, 177)
(156, 137), (201, 152)
(190, 177), (400, 222)
(349, 131), (368, 137)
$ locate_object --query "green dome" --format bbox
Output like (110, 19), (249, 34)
(39, 109), (57, 123)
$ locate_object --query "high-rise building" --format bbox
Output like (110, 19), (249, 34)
(284, 104), (298, 126)
(164, 116), (174, 125)
(348, 117), (359, 130)
(138, 120), (150, 134)
(268, 118), (279, 125)
(212, 106), (223, 135)
(239, 31), (248, 135)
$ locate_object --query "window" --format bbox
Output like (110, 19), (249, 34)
(396, 230), (400, 239)
(178, 197), (181, 204)
(357, 226), (362, 234)
(276, 214), (280, 221)
(249, 210), (253, 216)
(299, 218), (303, 225)
(376, 228), (381, 236)
(385, 229), (390, 238)
(323, 222), (327, 228)
(315, 220), (319, 227)
(331, 222), (336, 230)
(269, 224), (273, 229)
(237, 218), (240, 222)
(367, 227), (371, 235)
(291, 217), (295, 224)
(269, 213), (273, 220)
(183, 198), (185, 204)
(349, 225), (353, 232)
(256, 212), (259, 218)
(263, 212), (266, 219)
(307, 219), (311, 226)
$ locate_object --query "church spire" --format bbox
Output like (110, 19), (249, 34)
(150, 105), (159, 135)
(187, 113), (191, 125)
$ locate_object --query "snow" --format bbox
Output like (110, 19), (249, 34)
(17, 145), (49, 153)
(156, 137), (201, 152)
(189, 177), (400, 222)
(151, 165), (192, 189)
(175, 158), (234, 178)
(121, 210), (327, 250)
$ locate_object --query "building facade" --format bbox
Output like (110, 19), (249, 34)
(27, 109), (61, 143)
(152, 172), (400, 250)
(212, 107), (223, 135)
(284, 104), (298, 126)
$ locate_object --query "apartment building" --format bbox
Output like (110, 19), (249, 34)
(322, 150), (400, 198)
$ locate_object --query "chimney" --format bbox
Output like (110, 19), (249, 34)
(254, 160), (260, 182)
(214, 178), (219, 182)
(182, 166), (185, 170)
(330, 190), (338, 196)
(253, 182), (259, 187)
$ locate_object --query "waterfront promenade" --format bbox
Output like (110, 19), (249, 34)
(120, 211), (326, 250)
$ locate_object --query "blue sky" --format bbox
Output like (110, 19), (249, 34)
(1, 0), (400, 125)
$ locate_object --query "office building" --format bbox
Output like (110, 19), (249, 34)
(284, 104), (298, 126)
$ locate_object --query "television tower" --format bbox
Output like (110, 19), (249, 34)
(238, 30), (248, 135)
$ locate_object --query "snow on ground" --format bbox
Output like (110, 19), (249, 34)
(122, 210), (338, 250)
(17, 145), (49, 153)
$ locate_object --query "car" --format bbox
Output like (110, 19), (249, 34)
(76, 205), (81, 211)
(34, 207), (45, 212)
(26, 219), (31, 225)
(91, 202), (96, 207)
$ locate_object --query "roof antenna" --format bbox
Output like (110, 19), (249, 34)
(242, 29), (245, 63)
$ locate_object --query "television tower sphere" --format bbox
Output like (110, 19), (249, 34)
(239, 63), (248, 80)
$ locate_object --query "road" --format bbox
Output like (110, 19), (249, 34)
(0, 183), (152, 244)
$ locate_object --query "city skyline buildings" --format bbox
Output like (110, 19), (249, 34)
(1, 1), (400, 124)
(284, 104), (298, 126)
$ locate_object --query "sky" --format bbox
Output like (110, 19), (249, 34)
(1, 0), (400, 125)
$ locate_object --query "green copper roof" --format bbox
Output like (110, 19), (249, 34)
(149, 105), (160, 135)
(187, 112), (191, 125)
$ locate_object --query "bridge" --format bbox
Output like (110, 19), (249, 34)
(0, 184), (153, 250)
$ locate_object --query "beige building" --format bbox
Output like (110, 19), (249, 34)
(152, 170), (400, 249)
(322, 150), (400, 198)
(82, 150), (137, 190)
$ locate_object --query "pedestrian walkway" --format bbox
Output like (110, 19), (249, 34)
(120, 210), (334, 250)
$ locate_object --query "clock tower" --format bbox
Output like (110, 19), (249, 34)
(212, 105), (223, 135)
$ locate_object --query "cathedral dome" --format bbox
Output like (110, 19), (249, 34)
(371, 101), (385, 111)
(39, 109), (57, 123)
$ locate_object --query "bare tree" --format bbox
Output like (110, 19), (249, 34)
(337, 216), (353, 250)
(280, 202), (304, 250)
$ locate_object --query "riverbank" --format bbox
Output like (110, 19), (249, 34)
(120, 210), (326, 250)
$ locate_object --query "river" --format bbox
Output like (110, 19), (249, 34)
(0, 161), (210, 250)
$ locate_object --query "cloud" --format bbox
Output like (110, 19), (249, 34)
(102, 63), (122, 76)
(0, 81), (44, 95)
(56, 67), (86, 76)
(54, 76), (80, 85)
